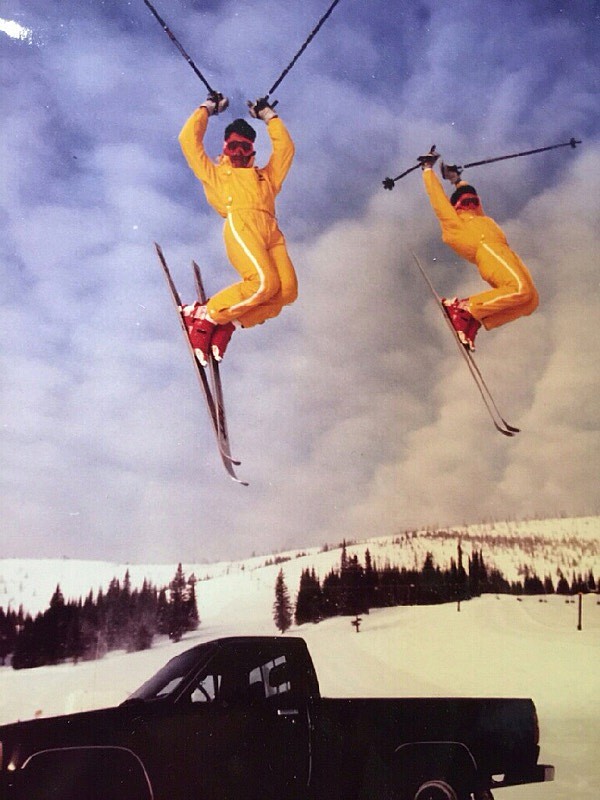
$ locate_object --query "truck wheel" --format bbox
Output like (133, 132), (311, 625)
(413, 779), (460, 800)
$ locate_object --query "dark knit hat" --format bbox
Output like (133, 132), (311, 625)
(224, 118), (256, 142)
(450, 184), (479, 206)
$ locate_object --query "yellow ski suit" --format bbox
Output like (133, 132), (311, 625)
(179, 107), (297, 328)
(422, 168), (538, 330)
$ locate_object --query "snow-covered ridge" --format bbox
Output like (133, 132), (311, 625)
(1, 516), (598, 617)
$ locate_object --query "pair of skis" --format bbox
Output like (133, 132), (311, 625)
(155, 243), (248, 485)
(412, 253), (520, 437)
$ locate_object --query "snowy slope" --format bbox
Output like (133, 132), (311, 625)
(1, 515), (598, 617)
(0, 593), (598, 800)
(0, 516), (598, 800)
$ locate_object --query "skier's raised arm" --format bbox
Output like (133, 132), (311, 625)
(418, 150), (461, 231)
(179, 94), (229, 188)
(247, 99), (295, 194)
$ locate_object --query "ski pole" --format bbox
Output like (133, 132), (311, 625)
(383, 137), (582, 190)
(458, 137), (581, 171)
(382, 164), (420, 190)
(142, 0), (217, 96)
(262, 0), (343, 106)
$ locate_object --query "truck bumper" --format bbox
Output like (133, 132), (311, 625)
(492, 763), (555, 788)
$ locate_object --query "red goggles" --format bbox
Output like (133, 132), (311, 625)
(454, 194), (480, 209)
(224, 138), (254, 155)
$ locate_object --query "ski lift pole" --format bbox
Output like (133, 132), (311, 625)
(142, 0), (217, 96)
(382, 137), (582, 190)
(261, 0), (343, 107)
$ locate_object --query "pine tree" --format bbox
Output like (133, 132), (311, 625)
(524, 572), (545, 595)
(543, 575), (555, 594)
(294, 569), (311, 626)
(65, 600), (85, 664)
(185, 574), (200, 632)
(104, 577), (122, 650)
(321, 569), (341, 617)
(273, 569), (293, 633)
(11, 613), (38, 670)
(127, 581), (157, 653)
(469, 551), (482, 597)
(556, 572), (570, 595)
(340, 554), (367, 615)
(80, 590), (103, 660)
(0, 608), (17, 666)
(586, 570), (596, 592)
(156, 588), (170, 635)
(94, 588), (109, 658)
(457, 541), (468, 601)
(295, 568), (323, 625)
(168, 564), (188, 643)
(43, 584), (70, 664)
(363, 549), (377, 611)
(340, 540), (349, 570)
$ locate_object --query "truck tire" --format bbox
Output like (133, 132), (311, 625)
(412, 779), (461, 800)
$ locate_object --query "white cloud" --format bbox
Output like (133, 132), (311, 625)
(1, 0), (598, 562)
(0, 17), (33, 43)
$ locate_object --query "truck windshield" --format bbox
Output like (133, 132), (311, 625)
(125, 643), (216, 702)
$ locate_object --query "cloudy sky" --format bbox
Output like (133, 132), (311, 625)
(1, 0), (598, 564)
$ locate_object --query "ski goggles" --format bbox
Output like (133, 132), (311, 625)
(453, 194), (480, 210)
(223, 137), (254, 155)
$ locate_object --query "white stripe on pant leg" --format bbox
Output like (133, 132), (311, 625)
(226, 214), (268, 315)
(479, 243), (524, 311)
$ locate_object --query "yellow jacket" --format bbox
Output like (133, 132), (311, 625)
(422, 168), (508, 263)
(178, 107), (295, 219)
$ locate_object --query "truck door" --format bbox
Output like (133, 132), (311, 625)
(135, 641), (312, 800)
(245, 651), (312, 800)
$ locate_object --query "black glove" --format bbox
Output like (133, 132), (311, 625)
(247, 97), (277, 122)
(441, 162), (463, 184)
(200, 93), (229, 116)
(417, 146), (439, 169)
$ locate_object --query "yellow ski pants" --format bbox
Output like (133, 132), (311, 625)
(206, 210), (298, 328)
(469, 242), (539, 330)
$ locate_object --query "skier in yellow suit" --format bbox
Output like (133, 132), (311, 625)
(178, 94), (298, 364)
(418, 149), (539, 350)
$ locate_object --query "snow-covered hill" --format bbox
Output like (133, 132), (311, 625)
(1, 515), (598, 617)
(0, 516), (598, 800)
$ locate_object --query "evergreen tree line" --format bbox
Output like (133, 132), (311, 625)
(278, 543), (598, 630)
(0, 564), (199, 670)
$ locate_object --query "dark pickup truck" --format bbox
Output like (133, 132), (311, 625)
(0, 636), (554, 800)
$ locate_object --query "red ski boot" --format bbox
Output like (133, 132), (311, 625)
(465, 316), (481, 351)
(181, 304), (215, 366)
(211, 322), (235, 362)
(442, 298), (479, 351)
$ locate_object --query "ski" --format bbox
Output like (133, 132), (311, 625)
(154, 243), (248, 484)
(411, 252), (520, 437)
(191, 260), (245, 479)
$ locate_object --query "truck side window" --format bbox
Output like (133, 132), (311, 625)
(191, 672), (221, 703)
(250, 655), (292, 699)
(155, 676), (185, 698)
(188, 650), (292, 706)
